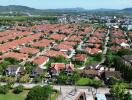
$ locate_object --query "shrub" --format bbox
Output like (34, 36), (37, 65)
(19, 74), (30, 83)
(13, 85), (24, 94)
(0, 85), (9, 94)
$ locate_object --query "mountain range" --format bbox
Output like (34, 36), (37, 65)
(0, 5), (131, 15)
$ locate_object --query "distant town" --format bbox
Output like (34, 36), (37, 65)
(0, 5), (131, 100)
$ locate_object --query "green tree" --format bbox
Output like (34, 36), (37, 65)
(26, 85), (52, 100)
(0, 52), (2, 55)
(53, 56), (69, 63)
(57, 71), (68, 84)
(106, 51), (116, 67)
(33, 76), (42, 83)
(107, 77), (122, 86)
(110, 83), (126, 100)
(92, 53), (103, 62)
(124, 92), (132, 100)
(71, 71), (80, 84)
(0, 61), (11, 75)
(117, 49), (132, 56)
(4, 57), (19, 64)
(92, 79), (103, 93)
(25, 62), (37, 74)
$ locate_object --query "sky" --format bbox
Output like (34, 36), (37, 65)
(0, 0), (132, 9)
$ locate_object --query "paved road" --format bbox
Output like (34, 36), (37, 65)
(99, 29), (110, 65)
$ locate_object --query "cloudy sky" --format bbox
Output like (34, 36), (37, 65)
(0, 0), (132, 9)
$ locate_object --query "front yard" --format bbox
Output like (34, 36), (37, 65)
(0, 90), (28, 100)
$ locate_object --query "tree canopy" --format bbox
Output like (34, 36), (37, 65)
(110, 83), (126, 100)
(26, 85), (52, 100)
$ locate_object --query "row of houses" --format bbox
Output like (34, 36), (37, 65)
(109, 28), (131, 51)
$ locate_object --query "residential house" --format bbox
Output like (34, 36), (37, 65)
(32, 56), (49, 69)
(121, 55), (132, 66)
(5, 65), (24, 76)
(102, 71), (122, 83)
(50, 63), (74, 77)
(72, 54), (87, 62)
(30, 67), (44, 77)
(77, 69), (99, 78)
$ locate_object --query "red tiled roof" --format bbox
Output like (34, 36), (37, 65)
(2, 52), (28, 61)
(49, 34), (66, 40)
(85, 48), (102, 54)
(32, 39), (53, 47)
(51, 63), (74, 71)
(51, 63), (65, 71)
(60, 41), (77, 46)
(54, 43), (73, 51)
(0, 33), (42, 53)
(33, 56), (49, 65)
(111, 38), (128, 44)
(110, 46), (121, 51)
(44, 50), (66, 58)
(20, 47), (39, 54)
(87, 37), (102, 44)
(73, 54), (87, 61)
(67, 35), (82, 42)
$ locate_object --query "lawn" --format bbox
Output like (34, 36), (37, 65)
(76, 78), (103, 86)
(50, 92), (60, 100)
(0, 89), (60, 100)
(76, 78), (92, 86)
(0, 90), (28, 100)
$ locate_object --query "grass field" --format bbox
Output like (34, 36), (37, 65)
(0, 90), (59, 100)
(0, 90), (28, 100)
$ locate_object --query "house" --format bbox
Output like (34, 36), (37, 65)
(121, 55), (132, 66)
(30, 67), (44, 77)
(32, 39), (54, 48)
(50, 63), (74, 76)
(2, 52), (28, 61)
(102, 71), (122, 82)
(85, 48), (102, 54)
(49, 34), (66, 40)
(82, 43), (102, 49)
(19, 47), (40, 55)
(50, 63), (65, 76)
(67, 35), (82, 42)
(72, 54), (87, 62)
(5, 65), (24, 76)
(61, 41), (77, 46)
(84, 64), (104, 70)
(77, 69), (99, 78)
(65, 63), (74, 74)
(120, 42), (130, 48)
(54, 43), (73, 52)
(44, 50), (67, 58)
(32, 56), (49, 69)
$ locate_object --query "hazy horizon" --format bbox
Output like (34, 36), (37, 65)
(0, 0), (132, 9)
